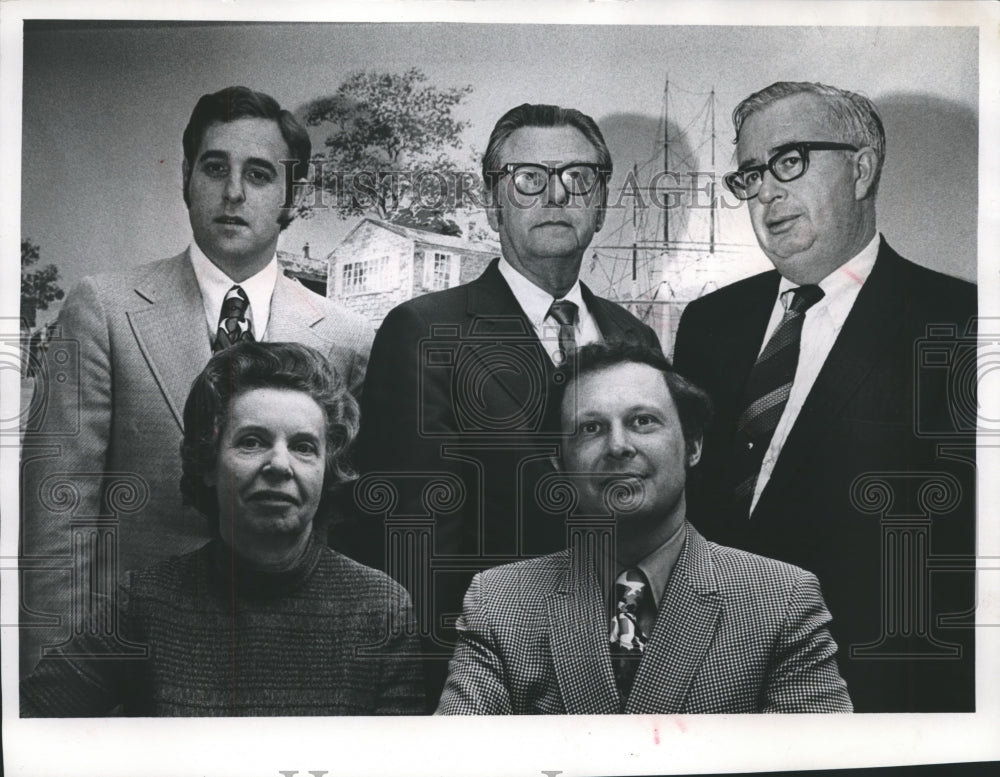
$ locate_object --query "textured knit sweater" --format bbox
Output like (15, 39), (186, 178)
(21, 534), (424, 716)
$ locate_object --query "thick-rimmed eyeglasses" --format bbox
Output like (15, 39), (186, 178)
(723, 141), (859, 200)
(496, 163), (607, 196)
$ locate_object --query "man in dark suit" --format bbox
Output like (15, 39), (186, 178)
(672, 81), (977, 711)
(437, 342), (852, 714)
(351, 104), (659, 705)
(20, 86), (372, 679)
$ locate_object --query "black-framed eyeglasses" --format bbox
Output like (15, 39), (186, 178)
(723, 141), (859, 200)
(496, 163), (608, 196)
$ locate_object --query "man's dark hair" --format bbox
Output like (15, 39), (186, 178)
(180, 341), (359, 532)
(556, 340), (713, 460)
(182, 85), (311, 229)
(481, 103), (613, 205)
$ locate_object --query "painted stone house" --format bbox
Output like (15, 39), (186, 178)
(326, 218), (501, 329)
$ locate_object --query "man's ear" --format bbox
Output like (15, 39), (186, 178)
(487, 200), (502, 230)
(595, 184), (607, 232)
(290, 164), (315, 212)
(853, 147), (879, 200)
(686, 437), (703, 468)
(278, 173), (312, 229)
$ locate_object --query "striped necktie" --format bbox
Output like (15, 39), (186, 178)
(547, 299), (578, 365)
(214, 284), (255, 352)
(732, 284), (824, 512)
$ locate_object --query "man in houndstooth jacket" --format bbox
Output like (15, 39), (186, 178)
(437, 342), (852, 714)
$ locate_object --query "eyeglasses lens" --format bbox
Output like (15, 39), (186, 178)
(513, 167), (548, 195)
(511, 165), (598, 196)
(771, 149), (806, 183)
(728, 148), (809, 199)
(562, 166), (597, 194)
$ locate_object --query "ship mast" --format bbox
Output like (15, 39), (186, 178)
(663, 76), (670, 247)
(709, 86), (716, 254)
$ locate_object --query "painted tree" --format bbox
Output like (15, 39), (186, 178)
(20, 239), (64, 329)
(302, 68), (476, 225)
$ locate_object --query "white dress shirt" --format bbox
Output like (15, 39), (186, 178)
(750, 232), (880, 512)
(497, 257), (603, 365)
(189, 242), (279, 343)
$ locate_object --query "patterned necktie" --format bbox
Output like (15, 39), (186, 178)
(732, 284), (824, 511)
(547, 299), (579, 364)
(609, 568), (654, 699)
(214, 284), (255, 353)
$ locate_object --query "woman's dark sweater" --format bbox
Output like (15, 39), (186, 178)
(21, 534), (425, 716)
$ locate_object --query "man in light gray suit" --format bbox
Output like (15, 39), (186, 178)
(437, 342), (851, 714)
(20, 86), (372, 678)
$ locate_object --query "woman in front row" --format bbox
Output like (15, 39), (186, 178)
(22, 342), (423, 716)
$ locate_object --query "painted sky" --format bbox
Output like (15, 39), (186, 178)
(20, 21), (979, 320)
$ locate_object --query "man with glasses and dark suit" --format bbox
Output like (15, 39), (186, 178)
(349, 104), (659, 707)
(672, 81), (977, 712)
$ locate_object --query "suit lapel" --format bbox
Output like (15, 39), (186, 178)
(267, 272), (326, 345)
(126, 251), (211, 430)
(547, 553), (620, 714)
(584, 284), (651, 344)
(626, 525), (722, 714)
(758, 242), (906, 506)
(463, 261), (557, 416)
(721, 272), (781, 393)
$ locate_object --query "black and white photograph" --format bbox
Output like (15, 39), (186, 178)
(2, 1), (998, 775)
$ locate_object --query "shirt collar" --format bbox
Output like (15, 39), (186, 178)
(497, 256), (587, 326)
(777, 231), (880, 329)
(188, 241), (279, 338)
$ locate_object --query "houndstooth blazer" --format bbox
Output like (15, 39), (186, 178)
(436, 522), (852, 714)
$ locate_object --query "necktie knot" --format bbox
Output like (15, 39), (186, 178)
(214, 284), (255, 352)
(547, 299), (578, 327)
(785, 284), (824, 315)
(223, 288), (248, 317)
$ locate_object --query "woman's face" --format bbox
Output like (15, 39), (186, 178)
(206, 387), (327, 567)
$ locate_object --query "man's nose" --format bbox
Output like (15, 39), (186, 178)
(545, 171), (570, 206)
(224, 172), (246, 204)
(756, 170), (786, 204)
(606, 423), (637, 459)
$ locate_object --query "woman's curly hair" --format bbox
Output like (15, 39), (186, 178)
(179, 341), (359, 531)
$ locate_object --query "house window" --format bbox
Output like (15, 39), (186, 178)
(341, 255), (395, 295)
(424, 251), (460, 291)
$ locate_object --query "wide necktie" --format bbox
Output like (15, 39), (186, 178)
(547, 299), (579, 365)
(214, 284), (255, 353)
(732, 284), (824, 511)
(609, 568), (654, 700)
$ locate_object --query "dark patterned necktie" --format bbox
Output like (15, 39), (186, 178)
(609, 568), (654, 699)
(732, 284), (824, 511)
(547, 299), (579, 364)
(214, 284), (255, 353)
